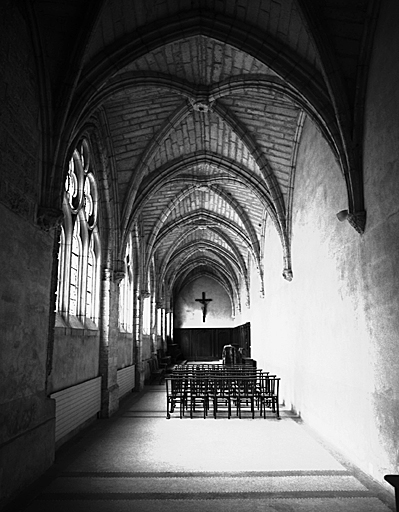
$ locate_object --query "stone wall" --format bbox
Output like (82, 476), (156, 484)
(251, 114), (380, 478)
(49, 327), (100, 393)
(0, 5), (56, 506)
(361, 0), (399, 481)
(0, 204), (55, 506)
(0, 4), (40, 224)
(249, 0), (399, 489)
(174, 276), (234, 328)
(249, 3), (399, 489)
(250, 30), (399, 483)
(117, 331), (134, 369)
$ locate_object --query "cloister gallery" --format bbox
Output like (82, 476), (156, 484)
(1, 0), (399, 508)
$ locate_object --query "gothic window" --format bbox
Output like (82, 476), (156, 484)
(56, 227), (65, 312)
(86, 237), (95, 320)
(69, 220), (81, 317)
(119, 237), (133, 332)
(56, 138), (101, 326)
(119, 279), (126, 331)
(143, 295), (151, 335)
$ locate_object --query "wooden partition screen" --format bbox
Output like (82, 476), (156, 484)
(173, 323), (250, 361)
(231, 322), (251, 357)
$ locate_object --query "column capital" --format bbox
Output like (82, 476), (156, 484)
(113, 270), (125, 284)
(113, 260), (125, 284)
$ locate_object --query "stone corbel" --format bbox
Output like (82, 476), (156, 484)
(36, 206), (64, 231)
(113, 260), (125, 284)
(282, 267), (293, 281)
(347, 210), (366, 234)
(337, 209), (366, 234)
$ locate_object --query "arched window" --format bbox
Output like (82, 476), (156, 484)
(56, 138), (101, 326)
(86, 237), (95, 320)
(56, 227), (65, 313)
(143, 295), (151, 335)
(69, 220), (81, 317)
(119, 237), (133, 332)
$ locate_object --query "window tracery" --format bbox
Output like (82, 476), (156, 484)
(119, 237), (133, 332)
(56, 227), (65, 313)
(86, 238), (95, 320)
(56, 138), (101, 327)
(69, 220), (81, 317)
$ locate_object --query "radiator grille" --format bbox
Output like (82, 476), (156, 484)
(117, 365), (135, 398)
(50, 376), (101, 442)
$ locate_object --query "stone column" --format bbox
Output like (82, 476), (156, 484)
(165, 307), (174, 346)
(156, 302), (165, 353)
(133, 288), (146, 390)
(161, 307), (166, 352)
(99, 267), (121, 418)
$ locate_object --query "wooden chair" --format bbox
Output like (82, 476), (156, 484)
(211, 376), (232, 419)
(188, 376), (209, 419)
(148, 357), (165, 384)
(258, 374), (280, 419)
(166, 376), (188, 419)
(234, 376), (257, 419)
(157, 349), (171, 368)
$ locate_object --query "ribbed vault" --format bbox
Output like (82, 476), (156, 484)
(33, 0), (377, 315)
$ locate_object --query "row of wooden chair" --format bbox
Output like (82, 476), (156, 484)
(165, 368), (280, 420)
(174, 363), (256, 371)
(172, 365), (262, 378)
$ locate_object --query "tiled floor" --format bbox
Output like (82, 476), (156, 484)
(6, 383), (396, 512)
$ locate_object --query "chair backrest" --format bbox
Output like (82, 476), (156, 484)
(260, 374), (279, 395)
(149, 357), (161, 373)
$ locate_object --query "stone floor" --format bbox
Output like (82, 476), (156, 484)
(6, 382), (396, 512)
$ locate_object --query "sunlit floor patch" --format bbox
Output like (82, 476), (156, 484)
(18, 384), (395, 512)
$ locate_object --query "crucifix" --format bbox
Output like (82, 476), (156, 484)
(195, 291), (212, 322)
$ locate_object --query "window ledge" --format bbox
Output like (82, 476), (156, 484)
(85, 317), (98, 331)
(118, 326), (133, 334)
(69, 315), (84, 330)
(55, 312), (99, 336)
(55, 312), (68, 328)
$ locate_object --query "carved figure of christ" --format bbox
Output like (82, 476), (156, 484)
(195, 291), (212, 322)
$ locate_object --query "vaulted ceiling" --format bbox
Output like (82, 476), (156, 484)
(30, 0), (377, 313)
